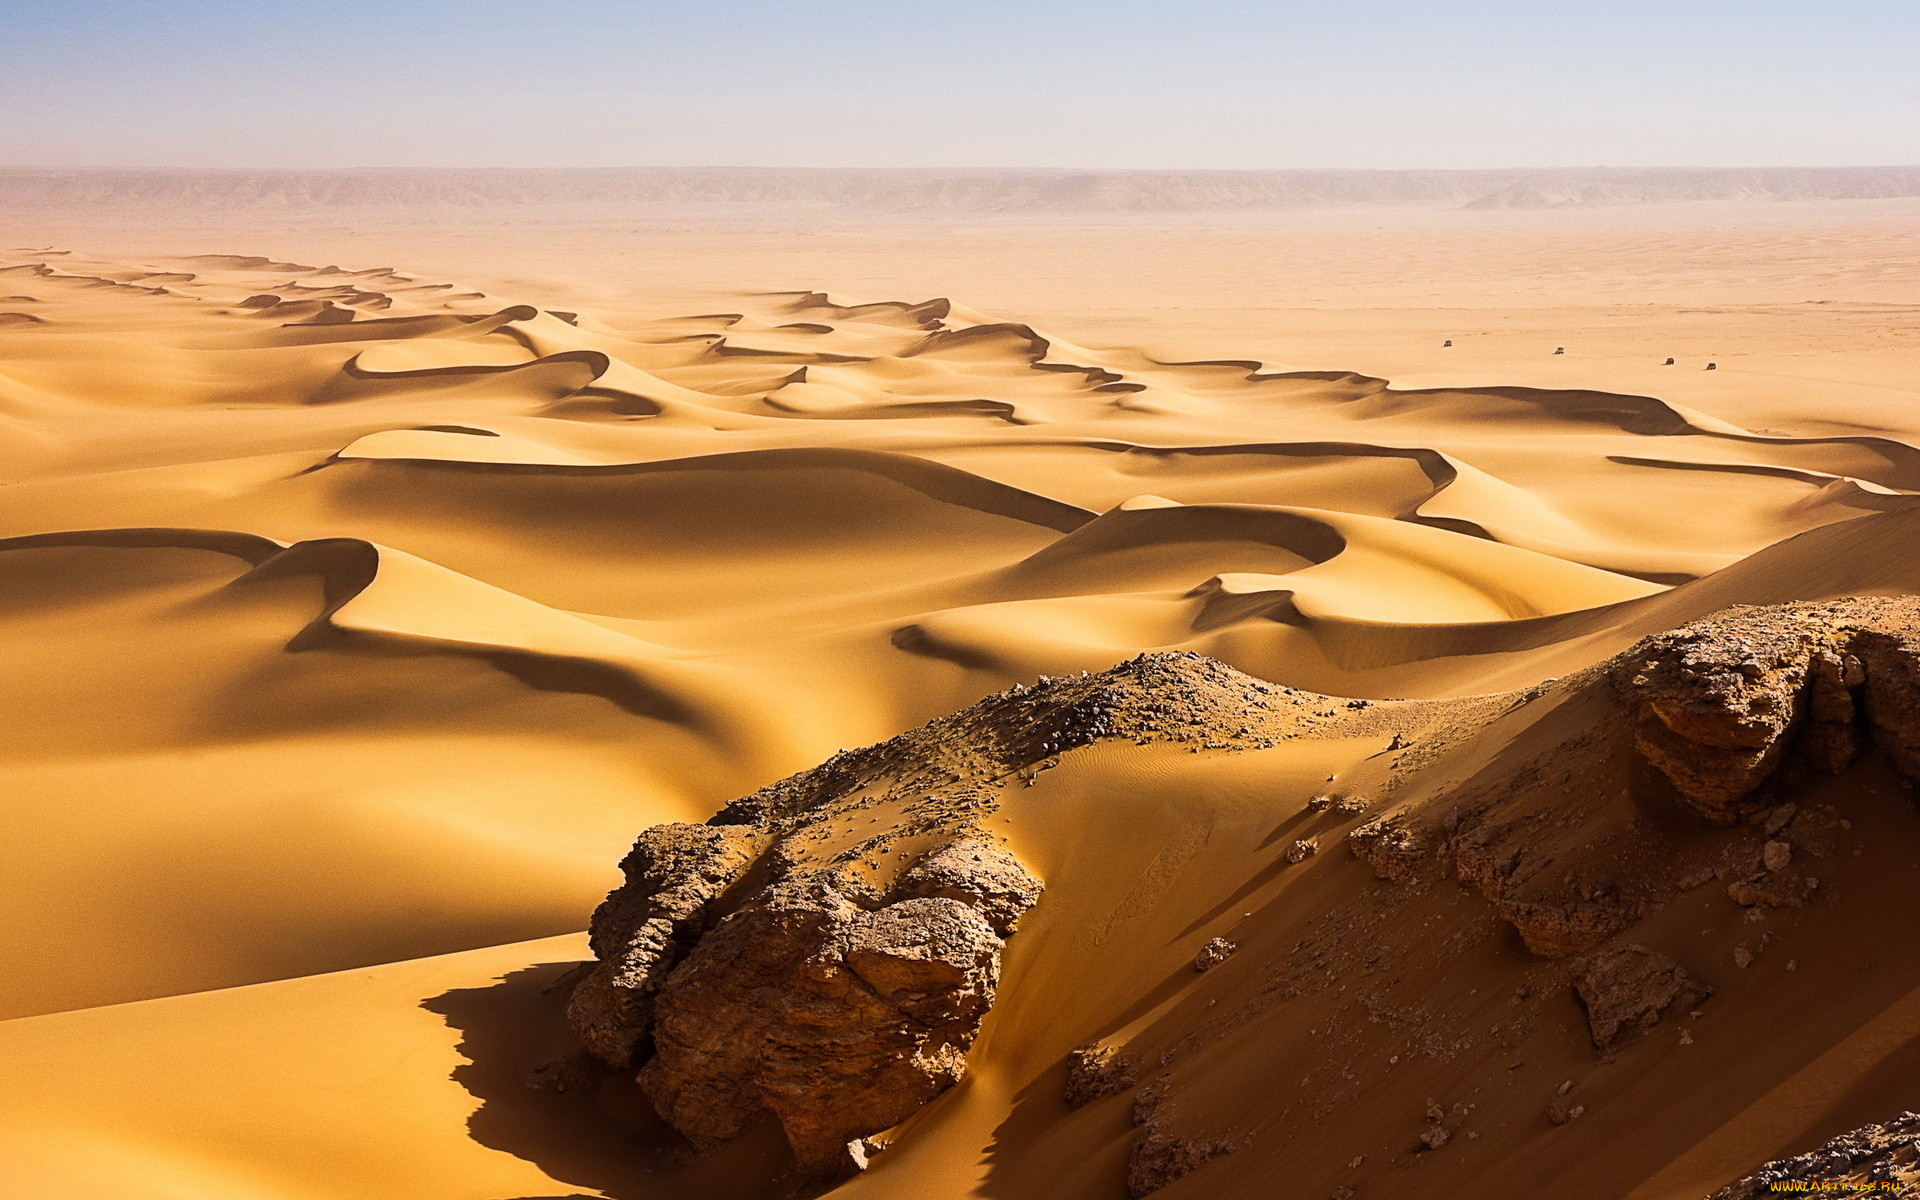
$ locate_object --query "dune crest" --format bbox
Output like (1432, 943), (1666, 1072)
(5, 241), (1920, 1199)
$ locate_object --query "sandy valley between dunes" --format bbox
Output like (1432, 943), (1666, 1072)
(2, 192), (1919, 1200)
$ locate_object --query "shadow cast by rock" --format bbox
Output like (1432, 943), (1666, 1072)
(422, 959), (795, 1200)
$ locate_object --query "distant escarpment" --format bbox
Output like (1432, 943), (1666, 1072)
(6, 165), (1920, 214)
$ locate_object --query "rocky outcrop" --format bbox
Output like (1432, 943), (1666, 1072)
(1707, 1111), (1920, 1198)
(572, 826), (1036, 1178)
(567, 823), (771, 1069)
(1613, 599), (1920, 822)
(1501, 897), (1637, 959)
(893, 835), (1042, 935)
(569, 652), (1332, 1179)
(640, 878), (1010, 1176)
(1347, 815), (1430, 881)
(1571, 944), (1711, 1051)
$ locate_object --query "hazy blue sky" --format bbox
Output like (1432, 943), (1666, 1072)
(2, 0), (1915, 169)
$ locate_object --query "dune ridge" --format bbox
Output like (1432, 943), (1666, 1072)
(5, 240), (1920, 1199)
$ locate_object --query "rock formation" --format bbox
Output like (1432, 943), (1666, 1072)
(1064, 1041), (1138, 1108)
(1570, 944), (1712, 1051)
(1347, 815), (1430, 882)
(569, 652), (1325, 1180)
(1128, 1082), (1233, 1198)
(1193, 938), (1237, 971)
(1612, 598), (1920, 822)
(1707, 1111), (1920, 1198)
(562, 605), (1920, 1187)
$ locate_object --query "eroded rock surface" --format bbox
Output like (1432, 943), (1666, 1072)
(1064, 1041), (1138, 1108)
(567, 823), (770, 1069)
(1613, 598), (1920, 822)
(640, 880), (1007, 1175)
(1129, 1083), (1233, 1198)
(569, 652), (1343, 1179)
(1348, 815), (1430, 881)
(1571, 944), (1711, 1051)
(1707, 1111), (1920, 1198)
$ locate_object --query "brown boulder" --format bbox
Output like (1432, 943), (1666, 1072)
(641, 879), (1007, 1177)
(1501, 897), (1636, 958)
(1571, 944), (1711, 1051)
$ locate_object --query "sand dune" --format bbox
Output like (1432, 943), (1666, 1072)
(4, 229), (1920, 1199)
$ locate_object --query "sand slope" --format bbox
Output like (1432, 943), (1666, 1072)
(4, 240), (1920, 1198)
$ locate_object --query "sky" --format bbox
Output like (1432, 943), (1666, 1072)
(1, 0), (1915, 170)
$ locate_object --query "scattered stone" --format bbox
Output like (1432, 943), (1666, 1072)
(1677, 866), (1718, 892)
(1333, 796), (1372, 816)
(1726, 869), (1812, 908)
(1128, 1087), (1232, 1198)
(1194, 937), (1238, 971)
(1762, 840), (1793, 872)
(1763, 803), (1798, 836)
(1420, 1124), (1451, 1150)
(1546, 1098), (1588, 1125)
(1734, 945), (1755, 968)
(1064, 1042), (1138, 1107)
(1306, 794), (1335, 812)
(1287, 837), (1320, 864)
(1571, 944), (1713, 1051)
(524, 1051), (597, 1093)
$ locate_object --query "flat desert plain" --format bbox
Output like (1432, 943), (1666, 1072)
(2, 188), (1920, 1200)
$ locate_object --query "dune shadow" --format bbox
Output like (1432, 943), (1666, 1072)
(977, 1059), (1131, 1200)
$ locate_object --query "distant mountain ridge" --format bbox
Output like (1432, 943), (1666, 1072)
(3, 165), (1918, 213)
